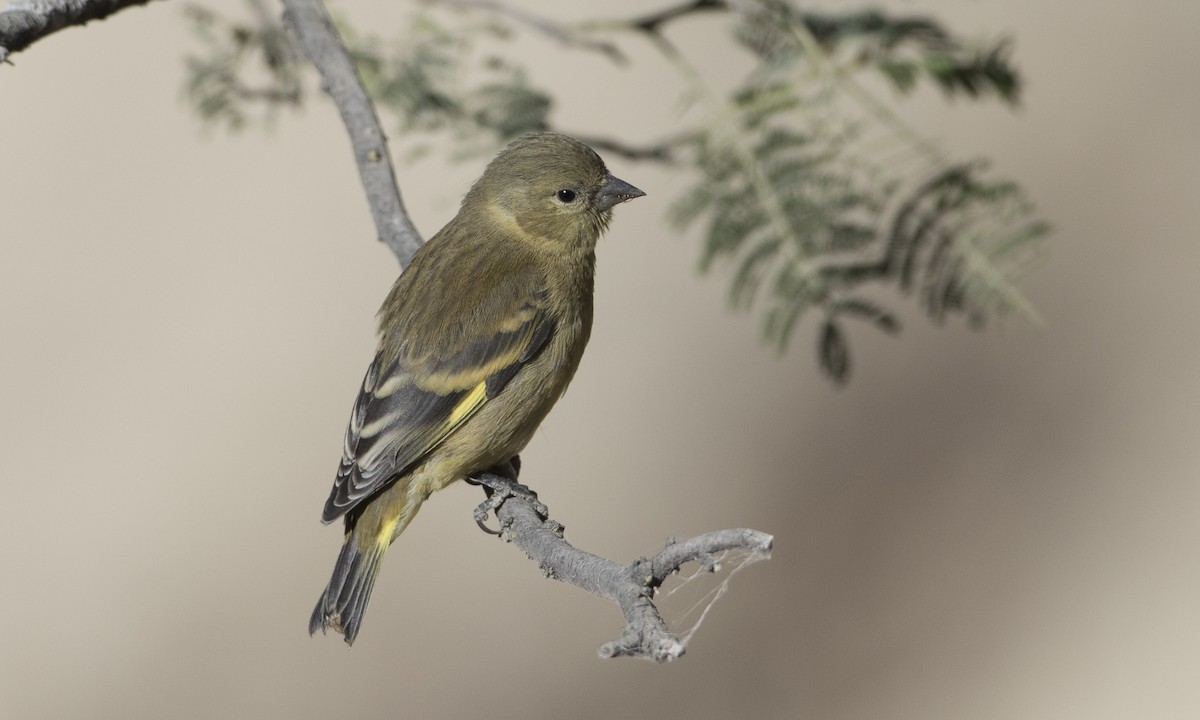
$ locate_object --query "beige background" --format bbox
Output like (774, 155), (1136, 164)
(2, 1), (1198, 718)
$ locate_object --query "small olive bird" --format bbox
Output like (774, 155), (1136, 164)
(310, 132), (644, 644)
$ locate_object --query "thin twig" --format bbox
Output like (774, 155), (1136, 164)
(281, 0), (424, 266)
(573, 134), (679, 164)
(579, 0), (728, 36)
(434, 0), (627, 64)
(640, 528), (773, 587)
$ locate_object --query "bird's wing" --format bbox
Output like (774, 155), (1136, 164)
(321, 270), (553, 524)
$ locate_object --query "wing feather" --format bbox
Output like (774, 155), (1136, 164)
(320, 254), (553, 524)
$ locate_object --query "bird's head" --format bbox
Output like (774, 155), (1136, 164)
(465, 132), (645, 251)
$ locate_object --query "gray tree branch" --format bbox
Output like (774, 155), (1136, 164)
(280, 0), (423, 267)
(0, 0), (156, 62)
(282, 0), (773, 661)
(484, 471), (774, 662)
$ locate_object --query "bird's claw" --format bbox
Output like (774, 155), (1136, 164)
(468, 470), (549, 534)
(473, 493), (506, 535)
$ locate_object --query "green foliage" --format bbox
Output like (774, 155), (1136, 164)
(739, 5), (1020, 104)
(183, 3), (302, 129)
(344, 16), (551, 159)
(879, 162), (1048, 326)
(182, 0), (1048, 384)
(662, 3), (1043, 382)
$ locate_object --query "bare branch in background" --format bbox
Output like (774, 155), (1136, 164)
(573, 134), (679, 164)
(0, 0), (157, 62)
(281, 0), (423, 266)
(434, 0), (627, 65)
(577, 0), (729, 37)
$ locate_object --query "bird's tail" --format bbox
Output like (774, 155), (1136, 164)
(310, 485), (426, 645)
(308, 531), (387, 645)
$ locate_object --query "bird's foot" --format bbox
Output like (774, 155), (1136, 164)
(467, 467), (548, 534)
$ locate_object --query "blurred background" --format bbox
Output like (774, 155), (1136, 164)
(2, 1), (1198, 718)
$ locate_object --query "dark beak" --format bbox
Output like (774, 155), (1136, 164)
(595, 173), (645, 212)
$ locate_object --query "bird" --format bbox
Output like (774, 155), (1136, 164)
(309, 132), (644, 644)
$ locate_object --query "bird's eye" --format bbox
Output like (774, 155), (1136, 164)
(555, 189), (577, 203)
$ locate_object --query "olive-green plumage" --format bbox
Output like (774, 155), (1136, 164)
(310, 132), (644, 644)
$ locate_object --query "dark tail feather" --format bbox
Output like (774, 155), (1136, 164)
(309, 534), (385, 645)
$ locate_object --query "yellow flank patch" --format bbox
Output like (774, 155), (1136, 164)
(446, 381), (488, 428)
(376, 516), (399, 548)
